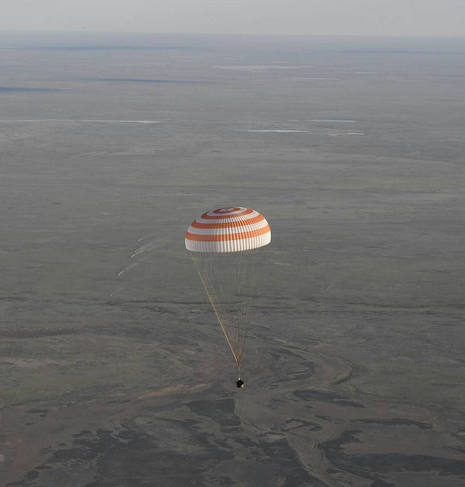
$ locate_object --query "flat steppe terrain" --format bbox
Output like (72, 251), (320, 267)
(1, 33), (465, 486)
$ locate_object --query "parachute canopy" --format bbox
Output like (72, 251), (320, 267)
(185, 206), (271, 253)
(186, 206), (271, 371)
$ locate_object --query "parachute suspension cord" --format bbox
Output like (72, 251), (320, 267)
(192, 250), (263, 370)
(194, 259), (239, 366)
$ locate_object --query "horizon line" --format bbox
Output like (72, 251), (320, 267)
(1, 29), (465, 41)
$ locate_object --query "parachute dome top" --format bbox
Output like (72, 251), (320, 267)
(185, 206), (271, 253)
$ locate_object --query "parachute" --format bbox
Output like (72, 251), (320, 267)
(185, 207), (271, 378)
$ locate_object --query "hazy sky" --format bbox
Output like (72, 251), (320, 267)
(1, 0), (465, 37)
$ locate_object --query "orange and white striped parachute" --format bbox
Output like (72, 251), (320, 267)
(185, 206), (271, 253)
(186, 207), (271, 377)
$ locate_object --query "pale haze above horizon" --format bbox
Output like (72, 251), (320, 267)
(1, 0), (465, 38)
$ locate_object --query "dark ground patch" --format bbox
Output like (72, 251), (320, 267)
(187, 398), (241, 430)
(295, 389), (365, 408)
(233, 434), (328, 487)
(350, 418), (433, 430)
(7, 418), (229, 487)
(320, 430), (465, 485)
(282, 418), (322, 432)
